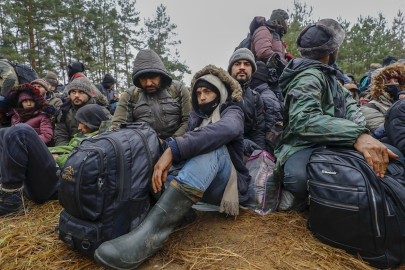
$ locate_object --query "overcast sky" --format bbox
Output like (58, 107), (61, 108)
(135, 0), (405, 85)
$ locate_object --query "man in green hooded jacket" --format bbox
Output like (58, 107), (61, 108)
(275, 18), (398, 205)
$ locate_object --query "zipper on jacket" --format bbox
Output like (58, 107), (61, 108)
(308, 179), (358, 191)
(62, 211), (100, 240)
(308, 195), (359, 210)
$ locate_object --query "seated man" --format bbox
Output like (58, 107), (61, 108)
(275, 18), (398, 207)
(31, 78), (63, 108)
(113, 49), (191, 139)
(0, 104), (108, 216)
(94, 65), (250, 269)
(55, 77), (111, 146)
(228, 48), (266, 152)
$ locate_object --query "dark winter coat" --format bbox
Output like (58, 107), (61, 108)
(113, 49), (191, 139)
(173, 65), (251, 203)
(251, 23), (287, 65)
(9, 109), (54, 144)
(54, 97), (111, 146)
(237, 86), (266, 150)
(381, 98), (405, 155)
(250, 82), (283, 130)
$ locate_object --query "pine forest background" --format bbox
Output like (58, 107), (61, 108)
(0, 0), (404, 92)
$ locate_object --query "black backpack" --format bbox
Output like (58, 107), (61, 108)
(9, 62), (39, 84)
(307, 147), (405, 269)
(234, 16), (266, 51)
(57, 122), (161, 257)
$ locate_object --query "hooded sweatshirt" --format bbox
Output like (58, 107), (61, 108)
(274, 58), (368, 180)
(112, 49), (191, 139)
(169, 65), (251, 203)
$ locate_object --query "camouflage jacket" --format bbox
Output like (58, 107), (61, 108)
(274, 58), (368, 180)
(0, 59), (19, 97)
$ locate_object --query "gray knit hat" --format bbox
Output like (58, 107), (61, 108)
(66, 77), (92, 97)
(45, 71), (58, 81)
(227, 48), (257, 74)
(296, 18), (345, 60)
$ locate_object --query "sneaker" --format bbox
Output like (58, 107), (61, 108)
(0, 186), (29, 217)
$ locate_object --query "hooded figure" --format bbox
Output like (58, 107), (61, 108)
(360, 62), (405, 132)
(112, 49), (191, 139)
(94, 65), (250, 269)
(0, 83), (56, 145)
(251, 9), (289, 64)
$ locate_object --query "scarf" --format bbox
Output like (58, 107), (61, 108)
(14, 107), (37, 123)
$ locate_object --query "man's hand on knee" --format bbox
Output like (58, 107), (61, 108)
(354, 133), (398, 177)
(152, 148), (173, 193)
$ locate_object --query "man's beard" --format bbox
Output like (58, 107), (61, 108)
(144, 81), (163, 94)
(234, 71), (251, 85)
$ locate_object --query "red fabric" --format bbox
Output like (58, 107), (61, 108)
(251, 26), (287, 65)
(9, 109), (54, 144)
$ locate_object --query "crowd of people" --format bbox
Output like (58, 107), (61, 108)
(0, 8), (405, 269)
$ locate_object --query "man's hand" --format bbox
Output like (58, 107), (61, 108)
(152, 147), (173, 193)
(113, 94), (118, 101)
(52, 154), (59, 160)
(354, 133), (398, 177)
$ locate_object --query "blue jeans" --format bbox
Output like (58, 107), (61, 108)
(283, 147), (319, 199)
(0, 124), (58, 203)
(175, 147), (232, 205)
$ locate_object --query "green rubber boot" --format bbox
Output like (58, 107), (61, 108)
(94, 185), (197, 269)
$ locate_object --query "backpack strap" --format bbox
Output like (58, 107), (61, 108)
(169, 80), (183, 104)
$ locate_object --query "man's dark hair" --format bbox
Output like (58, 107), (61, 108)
(383, 55), (398, 67)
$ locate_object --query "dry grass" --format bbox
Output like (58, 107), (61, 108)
(0, 201), (402, 270)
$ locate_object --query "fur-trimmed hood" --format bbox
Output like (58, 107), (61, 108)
(0, 83), (56, 115)
(190, 65), (242, 106)
(370, 62), (405, 99)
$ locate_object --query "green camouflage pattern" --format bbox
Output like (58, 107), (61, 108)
(274, 58), (368, 180)
(170, 179), (203, 203)
(98, 120), (118, 133)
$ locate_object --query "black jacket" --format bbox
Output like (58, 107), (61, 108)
(237, 86), (266, 150)
(381, 98), (405, 154)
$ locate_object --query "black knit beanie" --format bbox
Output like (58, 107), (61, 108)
(251, 61), (268, 83)
(193, 79), (220, 97)
(272, 9), (289, 20)
(68, 61), (85, 73)
(102, 74), (116, 89)
(75, 104), (107, 132)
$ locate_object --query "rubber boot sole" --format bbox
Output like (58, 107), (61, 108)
(94, 249), (147, 270)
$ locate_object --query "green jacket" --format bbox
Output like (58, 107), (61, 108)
(360, 95), (392, 132)
(274, 58), (368, 180)
(48, 131), (98, 167)
(0, 59), (19, 96)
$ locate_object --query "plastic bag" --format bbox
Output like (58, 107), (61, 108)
(244, 150), (280, 215)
